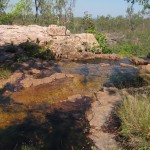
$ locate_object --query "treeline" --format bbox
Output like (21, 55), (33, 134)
(0, 0), (150, 33)
(0, 0), (75, 26)
(0, 0), (150, 57)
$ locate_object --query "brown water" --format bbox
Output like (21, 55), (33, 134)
(0, 58), (147, 150)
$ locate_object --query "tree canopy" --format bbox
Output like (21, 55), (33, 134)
(0, 0), (9, 13)
(125, 0), (150, 9)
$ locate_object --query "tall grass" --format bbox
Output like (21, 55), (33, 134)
(118, 93), (150, 149)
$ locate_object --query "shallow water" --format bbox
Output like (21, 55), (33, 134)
(0, 58), (147, 150)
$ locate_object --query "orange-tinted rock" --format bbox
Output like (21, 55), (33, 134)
(130, 56), (148, 65)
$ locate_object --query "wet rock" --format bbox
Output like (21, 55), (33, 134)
(67, 94), (82, 102)
(139, 64), (150, 84)
(120, 63), (137, 68)
(20, 73), (74, 88)
(100, 63), (110, 67)
(30, 68), (41, 74)
(140, 64), (150, 73)
(0, 72), (23, 89)
(130, 56), (148, 65)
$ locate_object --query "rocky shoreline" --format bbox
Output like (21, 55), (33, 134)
(0, 25), (150, 149)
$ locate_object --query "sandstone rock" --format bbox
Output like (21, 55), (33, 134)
(130, 56), (148, 65)
(20, 73), (74, 88)
(100, 63), (110, 67)
(140, 64), (150, 73)
(0, 25), (124, 61)
(75, 33), (99, 48)
(87, 87), (121, 150)
(120, 63), (137, 68)
(47, 25), (71, 36)
(0, 72), (23, 89)
(30, 68), (41, 74)
(67, 94), (82, 102)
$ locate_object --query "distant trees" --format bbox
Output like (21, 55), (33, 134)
(10, 0), (33, 24)
(82, 11), (95, 33)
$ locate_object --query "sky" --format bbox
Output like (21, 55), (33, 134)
(10, 0), (143, 17)
(74, 0), (143, 17)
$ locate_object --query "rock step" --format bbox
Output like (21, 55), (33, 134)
(86, 87), (122, 150)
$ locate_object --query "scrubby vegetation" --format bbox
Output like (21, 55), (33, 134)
(0, 0), (150, 149)
(118, 90), (150, 149)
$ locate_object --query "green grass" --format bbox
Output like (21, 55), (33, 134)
(0, 66), (11, 80)
(118, 92), (150, 149)
(108, 30), (150, 57)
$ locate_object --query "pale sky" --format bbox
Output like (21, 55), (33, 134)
(10, 0), (143, 17)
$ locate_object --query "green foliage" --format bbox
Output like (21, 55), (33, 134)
(0, 0), (9, 13)
(19, 41), (55, 60)
(0, 13), (14, 24)
(10, 0), (33, 24)
(82, 11), (96, 33)
(89, 45), (102, 54)
(0, 65), (11, 80)
(95, 33), (109, 53)
(118, 93), (150, 149)
(117, 44), (140, 56)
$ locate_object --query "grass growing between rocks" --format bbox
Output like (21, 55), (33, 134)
(118, 92), (150, 149)
(0, 65), (11, 80)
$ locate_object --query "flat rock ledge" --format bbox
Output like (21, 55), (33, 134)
(86, 87), (122, 150)
(0, 72), (74, 89)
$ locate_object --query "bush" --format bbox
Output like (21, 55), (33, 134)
(95, 33), (110, 53)
(118, 93), (150, 149)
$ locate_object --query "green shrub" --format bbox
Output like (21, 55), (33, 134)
(95, 33), (109, 53)
(118, 93), (150, 149)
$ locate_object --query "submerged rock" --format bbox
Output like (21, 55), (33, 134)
(120, 63), (137, 68)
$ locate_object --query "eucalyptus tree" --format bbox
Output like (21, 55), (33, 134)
(0, 0), (9, 13)
(11, 0), (33, 24)
(82, 11), (95, 33)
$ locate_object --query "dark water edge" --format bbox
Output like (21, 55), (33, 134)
(0, 97), (94, 150)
